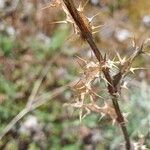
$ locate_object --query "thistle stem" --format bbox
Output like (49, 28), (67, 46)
(63, 0), (131, 149)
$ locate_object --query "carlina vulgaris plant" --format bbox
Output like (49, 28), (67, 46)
(48, 0), (150, 149)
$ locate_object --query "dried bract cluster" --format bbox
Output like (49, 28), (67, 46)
(64, 56), (121, 123)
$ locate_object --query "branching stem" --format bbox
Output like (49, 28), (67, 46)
(63, 0), (131, 149)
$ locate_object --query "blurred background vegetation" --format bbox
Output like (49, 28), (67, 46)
(0, 0), (150, 149)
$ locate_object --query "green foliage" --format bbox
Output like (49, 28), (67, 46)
(0, 35), (15, 56)
(31, 26), (69, 60)
(127, 83), (150, 132)
(83, 114), (98, 128)
(50, 26), (69, 50)
(0, 75), (16, 98)
(31, 39), (51, 60)
(0, 75), (22, 131)
(62, 144), (80, 150)
(4, 139), (18, 150)
(28, 143), (40, 150)
(123, 81), (150, 147)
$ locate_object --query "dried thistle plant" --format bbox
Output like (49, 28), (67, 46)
(49, 0), (149, 149)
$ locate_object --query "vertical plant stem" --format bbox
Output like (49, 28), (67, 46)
(63, 0), (131, 149)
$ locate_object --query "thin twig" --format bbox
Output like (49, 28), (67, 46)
(113, 43), (144, 87)
(27, 54), (59, 107)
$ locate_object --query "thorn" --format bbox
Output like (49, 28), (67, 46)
(79, 109), (83, 123)
(112, 119), (116, 125)
(123, 112), (129, 122)
(82, 107), (91, 119)
(92, 30), (100, 35)
(121, 81), (128, 89)
(78, 0), (89, 12)
(82, 0), (90, 11)
(88, 12), (102, 22)
(76, 59), (84, 70)
(89, 51), (95, 61)
(89, 95), (94, 102)
(75, 55), (87, 63)
(106, 59), (118, 69)
(92, 24), (103, 30)
(115, 50), (126, 64)
(92, 25), (104, 35)
(50, 20), (68, 24)
(101, 75), (112, 86)
(103, 101), (108, 108)
(73, 79), (82, 89)
(112, 56), (119, 65)
(131, 36), (136, 48)
(41, 3), (55, 10)
(98, 113), (105, 122)
(89, 89), (105, 99)
(130, 67), (148, 74)
(78, 2), (83, 12)
(116, 51), (121, 61)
